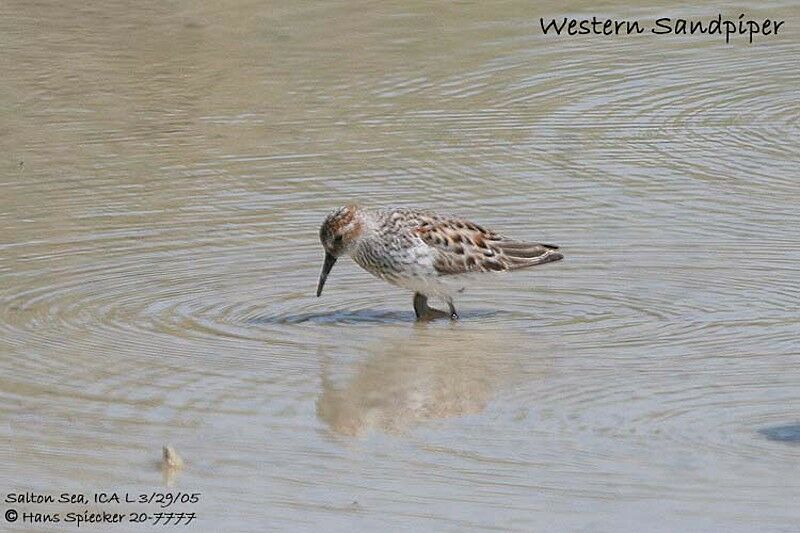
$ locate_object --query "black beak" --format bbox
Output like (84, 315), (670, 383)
(316, 252), (337, 297)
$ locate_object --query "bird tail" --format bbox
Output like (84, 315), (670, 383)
(497, 241), (563, 269)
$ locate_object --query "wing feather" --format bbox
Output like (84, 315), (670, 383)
(410, 215), (563, 276)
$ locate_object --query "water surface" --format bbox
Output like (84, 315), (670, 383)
(1, 0), (799, 531)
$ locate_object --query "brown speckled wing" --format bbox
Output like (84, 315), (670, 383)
(412, 217), (563, 275)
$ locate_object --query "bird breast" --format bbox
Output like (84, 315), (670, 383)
(352, 235), (438, 282)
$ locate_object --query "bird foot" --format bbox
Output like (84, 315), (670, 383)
(413, 293), (458, 322)
(416, 308), (452, 322)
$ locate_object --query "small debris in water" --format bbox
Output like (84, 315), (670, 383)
(162, 445), (184, 469)
(759, 424), (800, 443)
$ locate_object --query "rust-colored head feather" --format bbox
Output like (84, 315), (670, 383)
(316, 205), (365, 297)
(319, 204), (363, 257)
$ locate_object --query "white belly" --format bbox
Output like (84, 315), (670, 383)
(352, 238), (456, 298)
(392, 274), (454, 298)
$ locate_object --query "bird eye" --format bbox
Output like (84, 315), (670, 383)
(334, 235), (343, 244)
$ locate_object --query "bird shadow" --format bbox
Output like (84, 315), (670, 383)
(248, 308), (504, 325)
(316, 327), (541, 437)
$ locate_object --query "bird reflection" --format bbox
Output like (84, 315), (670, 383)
(317, 328), (541, 436)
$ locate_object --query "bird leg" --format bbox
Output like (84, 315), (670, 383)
(446, 297), (458, 320)
(413, 293), (457, 321)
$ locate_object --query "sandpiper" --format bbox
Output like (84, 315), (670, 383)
(316, 205), (563, 320)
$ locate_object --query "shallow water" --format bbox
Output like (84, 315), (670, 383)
(1, 0), (799, 531)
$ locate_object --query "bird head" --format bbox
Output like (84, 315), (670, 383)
(316, 205), (364, 296)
